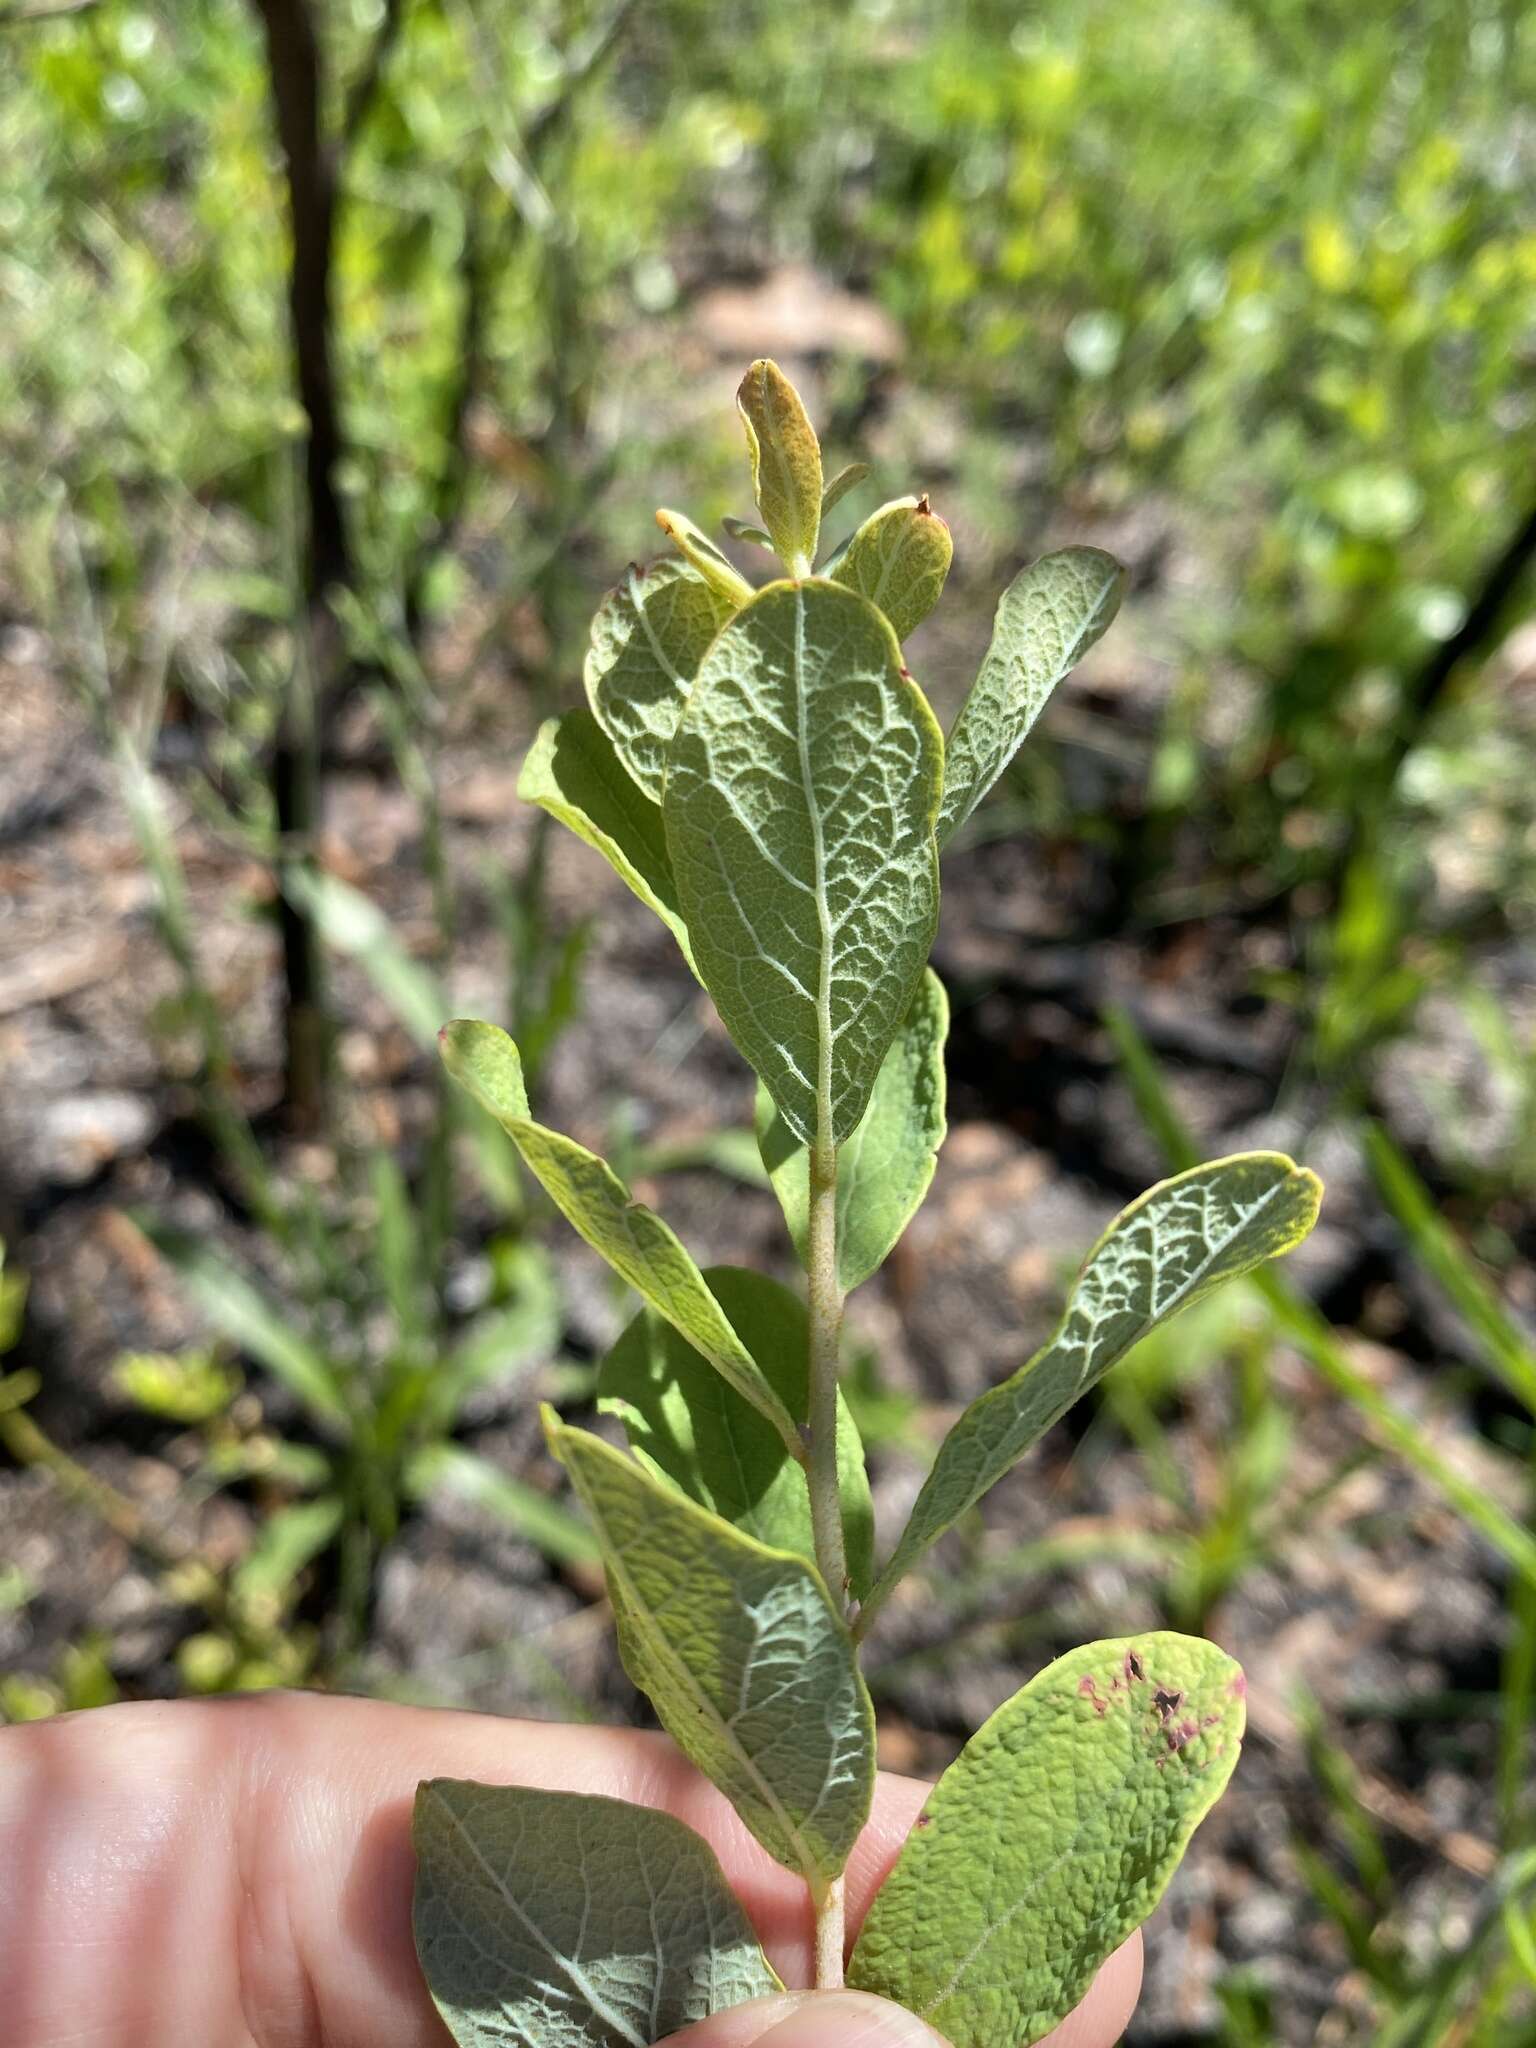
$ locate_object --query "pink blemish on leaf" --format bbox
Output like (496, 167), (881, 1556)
(1078, 1674), (1109, 1717)
(1230, 1672), (1248, 1700)
(1164, 1716), (1201, 1754)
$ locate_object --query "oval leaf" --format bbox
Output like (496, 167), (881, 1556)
(546, 1415), (876, 1893)
(414, 1780), (782, 2048)
(440, 1022), (800, 1456)
(518, 711), (695, 970)
(757, 969), (948, 1292)
(831, 495), (953, 642)
(585, 561), (736, 803)
(938, 546), (1126, 845)
(599, 1266), (875, 1598)
(848, 1633), (1246, 2048)
(664, 579), (943, 1148)
(655, 508), (755, 608)
(736, 358), (823, 575)
(865, 1153), (1322, 1615)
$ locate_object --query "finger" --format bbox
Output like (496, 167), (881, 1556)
(659, 1930), (1142, 2048)
(0, 1689), (960, 2048)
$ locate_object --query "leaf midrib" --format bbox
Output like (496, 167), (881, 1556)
(432, 1791), (649, 2048)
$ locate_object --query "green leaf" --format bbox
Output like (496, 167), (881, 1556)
(546, 1415), (875, 1893)
(848, 1633), (1246, 2048)
(830, 495), (953, 642)
(517, 712), (695, 970)
(722, 515), (774, 550)
(655, 508), (755, 607)
(413, 1780), (782, 2048)
(584, 561), (735, 805)
(757, 969), (948, 1292)
(598, 1266), (875, 1599)
(286, 866), (445, 1046)
(664, 579), (943, 1147)
(440, 1022), (801, 1457)
(820, 462), (870, 520)
(736, 358), (823, 575)
(865, 1153), (1322, 1615)
(938, 547), (1126, 845)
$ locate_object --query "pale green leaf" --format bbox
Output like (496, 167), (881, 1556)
(664, 579), (943, 1148)
(938, 547), (1126, 845)
(584, 561), (735, 804)
(757, 969), (948, 1292)
(820, 462), (870, 520)
(655, 508), (755, 607)
(865, 1153), (1322, 1614)
(517, 712), (695, 970)
(546, 1415), (875, 1891)
(598, 1266), (874, 1598)
(414, 1779), (782, 2048)
(736, 358), (822, 575)
(848, 1633), (1246, 2048)
(830, 495), (953, 642)
(440, 1023), (800, 1456)
(722, 516), (774, 550)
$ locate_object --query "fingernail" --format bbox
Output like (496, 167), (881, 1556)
(752, 1991), (951, 2048)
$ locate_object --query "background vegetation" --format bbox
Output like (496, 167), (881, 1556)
(1, 1), (1533, 2041)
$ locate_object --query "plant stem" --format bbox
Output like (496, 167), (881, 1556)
(815, 1874), (846, 1990)
(805, 1132), (849, 1613)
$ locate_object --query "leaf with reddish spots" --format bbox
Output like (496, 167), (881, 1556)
(849, 1632), (1246, 2048)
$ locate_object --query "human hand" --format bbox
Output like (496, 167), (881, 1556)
(0, 1690), (1140, 2047)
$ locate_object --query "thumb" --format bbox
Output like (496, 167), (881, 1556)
(658, 1991), (951, 2048)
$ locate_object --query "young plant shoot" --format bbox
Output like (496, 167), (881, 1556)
(416, 362), (1323, 2048)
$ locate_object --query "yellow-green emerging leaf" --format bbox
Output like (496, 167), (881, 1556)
(655, 508), (755, 608)
(414, 1780), (782, 2048)
(585, 561), (735, 803)
(939, 547), (1126, 844)
(517, 712), (695, 971)
(831, 496), (953, 642)
(440, 1022), (798, 1455)
(866, 1153), (1322, 1614)
(546, 1415), (875, 1893)
(664, 580), (943, 1148)
(848, 1633), (1246, 2048)
(599, 1266), (875, 1598)
(757, 970), (948, 1292)
(736, 359), (822, 576)
(820, 462), (870, 520)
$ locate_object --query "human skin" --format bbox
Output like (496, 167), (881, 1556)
(0, 1691), (1141, 2047)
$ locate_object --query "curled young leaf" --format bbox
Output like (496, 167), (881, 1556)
(848, 1633), (1246, 2048)
(736, 358), (823, 575)
(414, 1780), (782, 2048)
(939, 546), (1126, 844)
(722, 515), (774, 550)
(546, 1414), (876, 1894)
(585, 561), (735, 803)
(757, 969), (948, 1293)
(599, 1265), (875, 1598)
(664, 579), (943, 1148)
(820, 461), (870, 521)
(865, 1153), (1323, 1617)
(655, 508), (756, 608)
(831, 496), (953, 642)
(518, 711), (695, 970)
(440, 1022), (799, 1456)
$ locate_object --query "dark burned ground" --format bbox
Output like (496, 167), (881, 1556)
(0, 621), (1523, 2044)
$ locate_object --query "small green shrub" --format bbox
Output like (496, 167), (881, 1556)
(429, 363), (1322, 2043)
